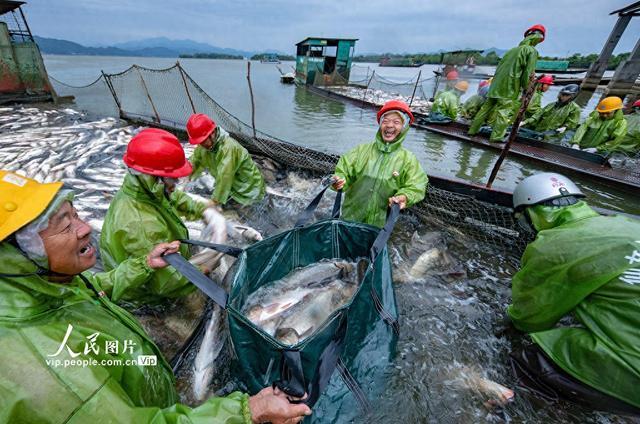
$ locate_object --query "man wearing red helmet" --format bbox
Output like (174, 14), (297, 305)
(187, 114), (265, 206)
(332, 100), (428, 228)
(523, 74), (553, 120)
(100, 128), (215, 304)
(468, 25), (545, 142)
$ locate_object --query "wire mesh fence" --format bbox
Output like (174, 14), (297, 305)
(50, 62), (533, 260)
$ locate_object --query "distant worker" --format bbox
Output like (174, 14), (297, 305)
(100, 129), (215, 304)
(524, 74), (554, 120)
(430, 80), (469, 121)
(332, 100), (428, 228)
(188, 113), (265, 206)
(508, 172), (640, 415)
(571, 96), (627, 154)
(444, 69), (459, 90)
(460, 79), (491, 120)
(519, 84), (581, 140)
(468, 24), (545, 142)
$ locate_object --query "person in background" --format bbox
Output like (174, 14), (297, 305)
(332, 100), (428, 228)
(523, 74), (554, 120)
(570, 96), (627, 154)
(187, 113), (265, 207)
(508, 172), (640, 415)
(615, 99), (640, 155)
(468, 25), (545, 142)
(519, 83), (581, 141)
(0, 170), (312, 423)
(430, 80), (469, 121)
(460, 79), (491, 120)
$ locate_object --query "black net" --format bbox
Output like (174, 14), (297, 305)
(50, 75), (120, 118)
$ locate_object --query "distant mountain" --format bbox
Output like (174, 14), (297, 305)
(112, 37), (254, 58)
(482, 47), (508, 57)
(34, 36), (180, 57)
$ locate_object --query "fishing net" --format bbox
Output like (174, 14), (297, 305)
(51, 63), (534, 261)
(50, 75), (120, 118)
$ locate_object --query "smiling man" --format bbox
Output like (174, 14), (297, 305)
(332, 100), (428, 228)
(0, 170), (311, 423)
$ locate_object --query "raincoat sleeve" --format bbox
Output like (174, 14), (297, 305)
(566, 104), (581, 130)
(211, 143), (241, 204)
(597, 118), (628, 153)
(91, 256), (153, 301)
(170, 190), (207, 221)
(394, 154), (428, 207)
(189, 147), (207, 181)
(519, 48), (537, 94)
(525, 91), (542, 118)
(333, 145), (362, 190)
(570, 114), (592, 145)
(522, 102), (546, 127)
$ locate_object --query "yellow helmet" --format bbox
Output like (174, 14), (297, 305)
(0, 171), (62, 242)
(454, 80), (469, 92)
(596, 96), (623, 113)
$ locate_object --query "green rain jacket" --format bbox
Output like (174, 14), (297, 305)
(190, 129), (265, 205)
(431, 90), (462, 120)
(460, 94), (485, 120)
(522, 100), (582, 133)
(524, 90), (542, 120)
(334, 128), (428, 228)
(571, 109), (628, 153)
(0, 242), (250, 423)
(615, 110), (640, 155)
(100, 173), (206, 304)
(508, 201), (640, 408)
(487, 34), (541, 101)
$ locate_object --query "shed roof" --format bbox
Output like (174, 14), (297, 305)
(296, 37), (358, 46)
(0, 1), (25, 16)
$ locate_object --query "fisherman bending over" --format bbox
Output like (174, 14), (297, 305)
(187, 113), (265, 206)
(430, 80), (469, 121)
(570, 96), (627, 154)
(519, 83), (581, 141)
(508, 172), (640, 415)
(523, 74), (553, 120)
(460, 79), (490, 120)
(468, 25), (545, 142)
(0, 170), (311, 423)
(332, 100), (428, 228)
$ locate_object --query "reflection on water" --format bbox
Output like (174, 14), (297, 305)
(293, 86), (346, 117)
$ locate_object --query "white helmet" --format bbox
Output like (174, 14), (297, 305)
(513, 173), (584, 210)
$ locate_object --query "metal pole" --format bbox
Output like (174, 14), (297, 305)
(409, 70), (422, 107)
(102, 70), (124, 118)
(177, 61), (196, 114)
(135, 66), (161, 124)
(485, 73), (538, 188)
(361, 70), (375, 109)
(246, 61), (257, 138)
(18, 7), (33, 40)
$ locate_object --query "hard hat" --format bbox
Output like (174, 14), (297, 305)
(187, 113), (217, 145)
(513, 172), (584, 210)
(559, 84), (579, 96)
(537, 74), (554, 85)
(524, 24), (546, 40)
(377, 100), (415, 125)
(0, 171), (62, 242)
(446, 70), (459, 81)
(454, 80), (469, 92)
(632, 99), (640, 108)
(596, 96), (623, 113)
(123, 128), (193, 178)
(479, 79), (490, 89)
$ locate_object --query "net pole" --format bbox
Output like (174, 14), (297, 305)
(246, 61), (257, 138)
(177, 61), (197, 114)
(409, 70), (422, 107)
(102, 70), (123, 118)
(135, 66), (162, 124)
(361, 70), (375, 109)
(485, 73), (538, 188)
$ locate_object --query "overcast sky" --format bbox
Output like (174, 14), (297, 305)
(20, 0), (640, 56)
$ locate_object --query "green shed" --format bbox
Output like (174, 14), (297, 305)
(295, 37), (357, 85)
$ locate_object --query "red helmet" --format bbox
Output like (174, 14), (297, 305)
(187, 113), (217, 145)
(123, 128), (193, 178)
(446, 70), (459, 81)
(524, 24), (546, 40)
(537, 74), (554, 85)
(479, 79), (490, 88)
(633, 100), (640, 108)
(377, 100), (415, 125)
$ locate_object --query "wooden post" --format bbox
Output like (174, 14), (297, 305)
(361, 70), (375, 109)
(135, 66), (161, 124)
(485, 73), (538, 189)
(600, 37), (640, 103)
(576, 14), (632, 107)
(177, 61), (196, 114)
(246, 61), (257, 138)
(409, 70), (422, 107)
(102, 70), (123, 118)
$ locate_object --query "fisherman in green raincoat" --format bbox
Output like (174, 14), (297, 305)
(519, 84), (581, 140)
(430, 80), (469, 120)
(521, 74), (553, 121)
(460, 80), (490, 120)
(332, 100), (428, 228)
(507, 172), (640, 414)
(100, 129), (217, 304)
(571, 96), (628, 154)
(0, 170), (312, 424)
(618, 100), (640, 155)
(187, 113), (265, 206)
(468, 25), (545, 142)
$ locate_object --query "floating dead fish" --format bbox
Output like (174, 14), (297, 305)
(451, 366), (515, 407)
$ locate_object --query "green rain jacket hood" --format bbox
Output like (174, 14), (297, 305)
(487, 34), (541, 100)
(190, 129), (265, 205)
(100, 172), (206, 304)
(334, 127), (428, 228)
(431, 90), (462, 120)
(522, 100), (581, 133)
(0, 242), (250, 423)
(571, 109), (628, 152)
(508, 201), (640, 408)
